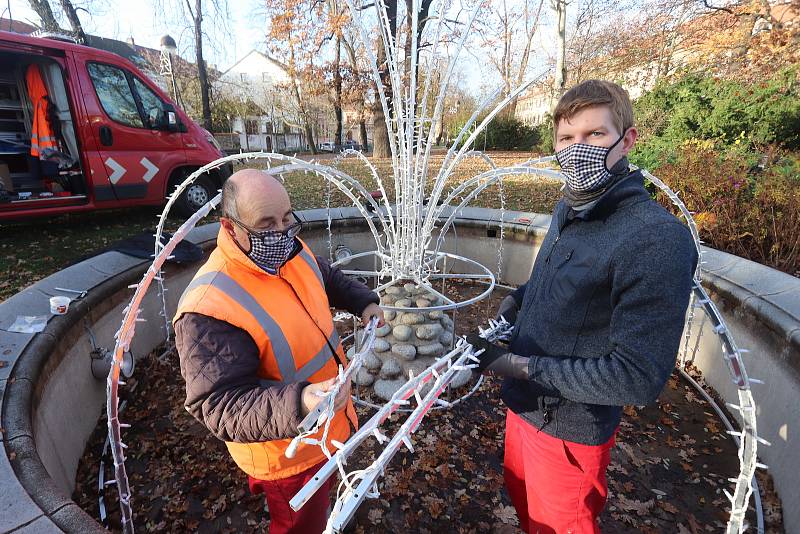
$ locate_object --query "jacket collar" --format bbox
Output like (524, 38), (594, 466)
(555, 170), (649, 229)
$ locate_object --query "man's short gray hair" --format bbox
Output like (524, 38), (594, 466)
(221, 179), (238, 219)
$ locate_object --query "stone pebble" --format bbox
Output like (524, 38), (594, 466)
(415, 323), (443, 340)
(375, 324), (392, 337)
(394, 298), (413, 308)
(372, 338), (390, 353)
(417, 342), (445, 357)
(415, 298), (432, 308)
(385, 286), (404, 295)
(448, 368), (472, 389)
(404, 357), (435, 377)
(384, 310), (397, 321)
(392, 324), (413, 342)
(439, 331), (454, 347)
(399, 312), (425, 325)
(374, 378), (406, 401)
(440, 315), (454, 329)
(428, 310), (443, 320)
(391, 343), (417, 361)
(355, 367), (375, 386)
(380, 357), (402, 379)
(403, 283), (418, 294)
(364, 351), (383, 371)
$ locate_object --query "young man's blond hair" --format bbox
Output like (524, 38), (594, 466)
(553, 79), (635, 137)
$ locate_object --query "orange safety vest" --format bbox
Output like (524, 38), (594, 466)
(175, 228), (356, 481)
(25, 64), (58, 158)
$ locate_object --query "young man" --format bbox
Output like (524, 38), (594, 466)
(468, 80), (698, 533)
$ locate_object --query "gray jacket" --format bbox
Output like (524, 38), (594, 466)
(503, 172), (698, 445)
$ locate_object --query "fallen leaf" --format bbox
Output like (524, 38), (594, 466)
(495, 505), (519, 526)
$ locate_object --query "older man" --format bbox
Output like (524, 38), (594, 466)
(174, 169), (383, 533)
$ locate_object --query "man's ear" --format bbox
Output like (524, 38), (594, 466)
(220, 218), (236, 237)
(621, 127), (638, 155)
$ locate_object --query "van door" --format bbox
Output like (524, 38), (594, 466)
(77, 57), (186, 205)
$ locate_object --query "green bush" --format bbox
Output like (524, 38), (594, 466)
(472, 116), (540, 151)
(653, 145), (800, 276)
(632, 69), (800, 158)
(535, 119), (554, 154)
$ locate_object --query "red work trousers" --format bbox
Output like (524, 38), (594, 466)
(248, 461), (333, 534)
(503, 409), (615, 534)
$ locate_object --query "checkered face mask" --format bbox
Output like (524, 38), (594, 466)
(555, 135), (624, 193)
(232, 214), (302, 274)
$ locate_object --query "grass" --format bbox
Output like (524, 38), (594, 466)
(0, 151), (561, 302)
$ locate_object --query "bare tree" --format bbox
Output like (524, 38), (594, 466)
(551, 0), (568, 110)
(156, 0), (229, 131)
(341, 32), (370, 150)
(187, 0), (212, 131)
(370, 0), (397, 158)
(26, 0), (60, 32)
(57, 0), (86, 43)
(476, 0), (545, 117)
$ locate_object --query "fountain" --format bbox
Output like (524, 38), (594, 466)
(95, 0), (765, 532)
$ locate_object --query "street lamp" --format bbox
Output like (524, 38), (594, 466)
(159, 34), (182, 107)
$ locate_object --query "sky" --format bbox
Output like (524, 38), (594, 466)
(7, 0), (267, 70)
(4, 0), (555, 97)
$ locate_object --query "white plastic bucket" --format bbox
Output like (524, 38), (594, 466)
(50, 296), (71, 315)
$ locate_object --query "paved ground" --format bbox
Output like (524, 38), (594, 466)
(72, 282), (784, 533)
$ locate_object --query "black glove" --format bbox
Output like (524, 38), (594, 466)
(495, 294), (519, 324)
(465, 333), (529, 380)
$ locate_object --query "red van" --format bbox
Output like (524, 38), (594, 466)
(0, 31), (231, 220)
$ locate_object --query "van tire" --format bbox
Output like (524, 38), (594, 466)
(173, 174), (216, 218)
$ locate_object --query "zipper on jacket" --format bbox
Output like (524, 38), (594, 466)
(544, 235), (560, 264)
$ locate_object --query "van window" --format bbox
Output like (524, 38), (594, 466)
(132, 77), (165, 128)
(87, 63), (144, 128)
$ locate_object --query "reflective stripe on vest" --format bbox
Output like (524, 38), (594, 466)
(298, 247), (324, 288)
(177, 258), (339, 384)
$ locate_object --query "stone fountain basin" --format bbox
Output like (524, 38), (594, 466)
(0, 206), (798, 532)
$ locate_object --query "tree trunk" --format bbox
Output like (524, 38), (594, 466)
(508, 0), (544, 119)
(58, 0), (86, 43)
(551, 0), (567, 112)
(333, 36), (343, 148)
(27, 0), (60, 32)
(371, 0), (397, 159)
(341, 33), (369, 151)
(193, 0), (213, 131)
(359, 119), (368, 149)
(285, 26), (316, 155)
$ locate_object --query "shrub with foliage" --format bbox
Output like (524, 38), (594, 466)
(471, 116), (540, 151)
(652, 145), (799, 276)
(631, 69), (800, 168)
(534, 119), (554, 154)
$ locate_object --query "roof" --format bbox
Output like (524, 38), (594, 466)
(0, 18), (37, 34)
(220, 49), (289, 78)
(0, 18), (210, 77)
